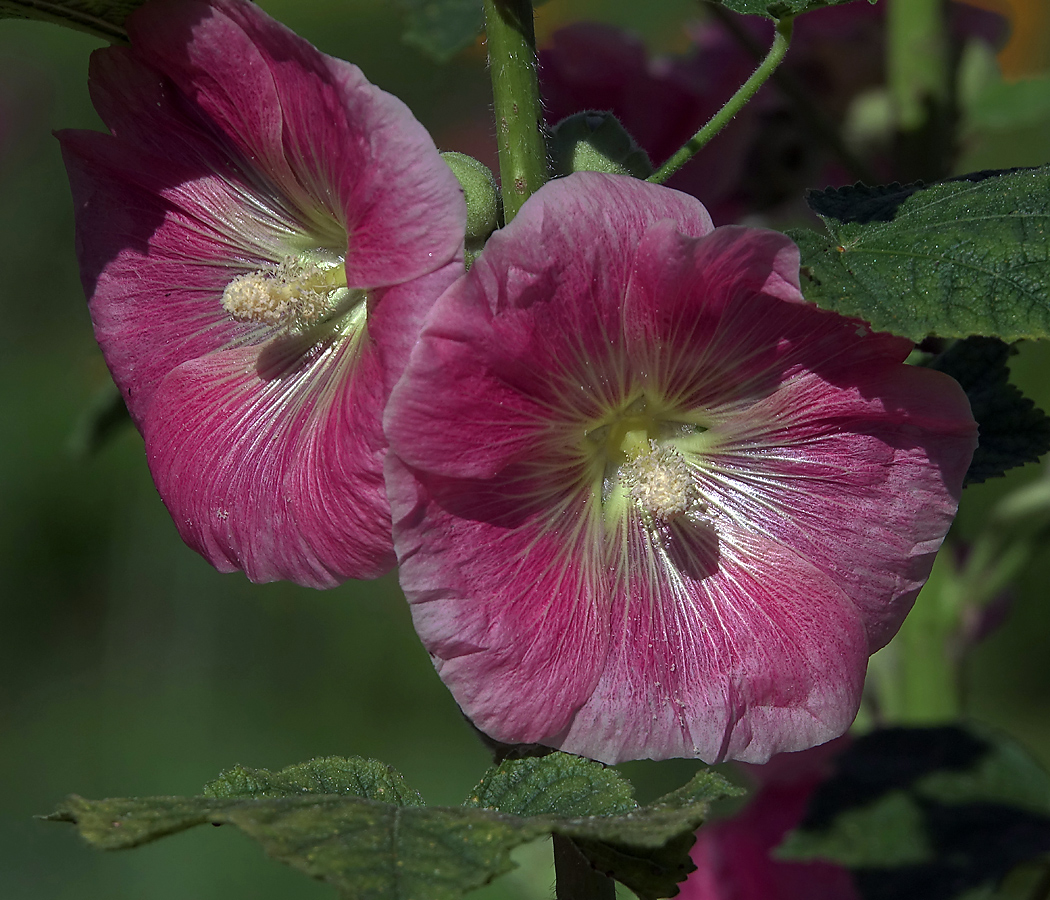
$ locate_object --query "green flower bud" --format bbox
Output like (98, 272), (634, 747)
(548, 111), (653, 180)
(443, 152), (503, 268)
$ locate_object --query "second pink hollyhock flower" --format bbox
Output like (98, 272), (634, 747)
(59, 0), (465, 588)
(384, 173), (977, 764)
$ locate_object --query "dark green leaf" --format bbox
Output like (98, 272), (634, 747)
(396, 0), (482, 63)
(463, 757), (736, 900)
(710, 0), (875, 20)
(555, 769), (743, 900)
(202, 757), (425, 807)
(0, 0), (145, 41)
(46, 754), (738, 900)
(927, 338), (1050, 484)
(47, 794), (534, 899)
(465, 753), (636, 818)
(778, 726), (1050, 900)
(790, 167), (1050, 342)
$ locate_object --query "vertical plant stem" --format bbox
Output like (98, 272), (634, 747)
(887, 0), (955, 179)
(553, 835), (616, 900)
(887, 0), (950, 132)
(483, 0), (549, 222)
(649, 15), (793, 186)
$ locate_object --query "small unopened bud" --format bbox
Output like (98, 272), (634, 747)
(549, 111), (653, 180)
(443, 152), (502, 268)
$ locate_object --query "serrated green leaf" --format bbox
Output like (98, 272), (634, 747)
(790, 167), (1050, 342)
(202, 757), (425, 808)
(927, 338), (1050, 484)
(465, 754), (636, 818)
(710, 0), (874, 20)
(0, 0), (145, 41)
(47, 794), (534, 899)
(46, 755), (738, 900)
(396, 0), (482, 63)
(463, 757), (738, 900)
(554, 767), (742, 900)
(777, 726), (1050, 900)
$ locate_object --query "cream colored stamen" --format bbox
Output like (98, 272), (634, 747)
(222, 258), (346, 329)
(619, 441), (701, 521)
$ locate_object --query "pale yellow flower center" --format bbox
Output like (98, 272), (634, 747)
(222, 256), (354, 330)
(585, 397), (707, 527)
(619, 441), (699, 521)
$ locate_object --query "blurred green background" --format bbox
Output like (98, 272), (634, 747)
(2, 1), (1050, 898)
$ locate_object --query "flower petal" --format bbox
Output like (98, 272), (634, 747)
(387, 454), (610, 741)
(59, 130), (286, 420)
(554, 521), (866, 764)
(125, 0), (465, 287)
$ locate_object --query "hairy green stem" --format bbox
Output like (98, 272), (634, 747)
(649, 15), (794, 185)
(483, 0), (549, 222)
(888, 0), (950, 131)
(705, 3), (875, 184)
(553, 835), (616, 900)
(887, 0), (956, 179)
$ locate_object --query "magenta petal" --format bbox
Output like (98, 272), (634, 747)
(681, 741), (860, 900)
(623, 223), (975, 650)
(556, 525), (866, 764)
(387, 455), (609, 742)
(145, 329), (390, 587)
(125, 0), (464, 287)
(385, 172), (712, 478)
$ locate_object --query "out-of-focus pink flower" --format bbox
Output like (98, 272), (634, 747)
(59, 0), (465, 588)
(384, 172), (977, 764)
(539, 2), (1009, 223)
(540, 22), (760, 222)
(681, 740), (859, 900)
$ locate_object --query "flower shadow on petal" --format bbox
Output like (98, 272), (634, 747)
(662, 517), (721, 582)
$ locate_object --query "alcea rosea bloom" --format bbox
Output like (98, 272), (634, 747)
(59, 0), (465, 588)
(384, 173), (977, 764)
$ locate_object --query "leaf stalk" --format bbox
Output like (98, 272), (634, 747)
(649, 14), (794, 186)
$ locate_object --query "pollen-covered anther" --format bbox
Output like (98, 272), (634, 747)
(620, 442), (702, 521)
(221, 259), (342, 328)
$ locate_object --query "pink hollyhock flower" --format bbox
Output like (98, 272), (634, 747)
(384, 173), (976, 764)
(58, 0), (465, 587)
(682, 740), (859, 900)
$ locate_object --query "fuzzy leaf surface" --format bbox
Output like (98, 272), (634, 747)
(0, 0), (143, 40)
(778, 726), (1050, 900)
(464, 753), (637, 818)
(47, 754), (737, 900)
(396, 0), (482, 62)
(711, 0), (874, 19)
(791, 168), (1050, 342)
(202, 757), (425, 807)
(928, 338), (1050, 484)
